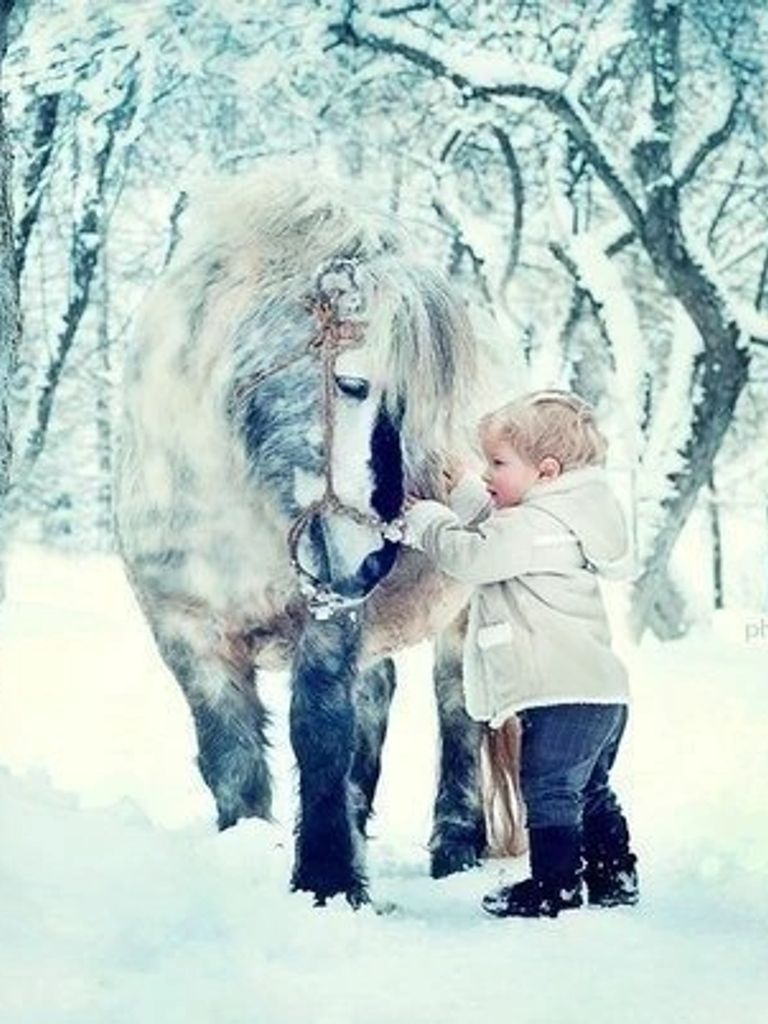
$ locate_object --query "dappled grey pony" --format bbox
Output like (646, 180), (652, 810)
(115, 165), (487, 906)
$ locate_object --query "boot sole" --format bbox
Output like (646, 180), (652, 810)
(587, 894), (639, 908)
(482, 897), (583, 919)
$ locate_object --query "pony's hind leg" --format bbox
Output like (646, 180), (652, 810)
(150, 617), (272, 830)
(430, 617), (487, 878)
(350, 656), (397, 837)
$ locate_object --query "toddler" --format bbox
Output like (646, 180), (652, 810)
(403, 389), (639, 918)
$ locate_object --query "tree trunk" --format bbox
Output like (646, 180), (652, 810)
(0, 94), (15, 507)
(708, 468), (724, 611)
(95, 232), (112, 547)
(644, 566), (690, 641)
(628, 262), (749, 638)
(1, 1), (19, 601)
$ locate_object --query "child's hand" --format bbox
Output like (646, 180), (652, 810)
(442, 456), (468, 493)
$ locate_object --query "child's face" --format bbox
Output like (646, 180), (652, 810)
(479, 430), (543, 508)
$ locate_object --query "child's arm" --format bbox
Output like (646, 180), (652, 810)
(403, 499), (577, 585)
(446, 472), (493, 527)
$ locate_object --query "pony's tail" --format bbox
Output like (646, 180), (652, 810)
(480, 718), (528, 858)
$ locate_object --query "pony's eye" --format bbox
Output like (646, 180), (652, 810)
(334, 375), (370, 401)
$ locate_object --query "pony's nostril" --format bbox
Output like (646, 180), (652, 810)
(328, 541), (397, 600)
(354, 541), (398, 595)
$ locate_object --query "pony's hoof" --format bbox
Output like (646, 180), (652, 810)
(430, 843), (481, 879)
(303, 886), (369, 909)
(345, 885), (371, 910)
(291, 871), (369, 909)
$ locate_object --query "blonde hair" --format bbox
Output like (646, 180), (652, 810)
(479, 388), (608, 471)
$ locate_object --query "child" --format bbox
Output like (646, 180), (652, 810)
(403, 389), (638, 918)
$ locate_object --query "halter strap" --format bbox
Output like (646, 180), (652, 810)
(231, 262), (405, 614)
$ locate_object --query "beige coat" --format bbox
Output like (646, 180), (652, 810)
(403, 467), (632, 726)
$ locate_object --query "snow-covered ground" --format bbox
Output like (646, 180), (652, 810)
(1, 545), (766, 1024)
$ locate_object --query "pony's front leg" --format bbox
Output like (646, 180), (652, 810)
(430, 615), (487, 878)
(289, 611), (367, 907)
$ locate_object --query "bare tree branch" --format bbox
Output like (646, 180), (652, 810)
(756, 245), (768, 312)
(556, 283), (588, 373)
(0, 0), (14, 57)
(549, 239), (614, 356)
(431, 197), (492, 303)
(163, 189), (188, 268)
(438, 127), (461, 163)
(16, 91), (60, 277)
(605, 228), (636, 257)
(21, 64), (138, 471)
(379, 2), (432, 18)
(491, 124), (524, 289)
(706, 157), (745, 250)
(678, 88), (742, 191)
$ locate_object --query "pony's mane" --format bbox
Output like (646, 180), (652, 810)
(172, 159), (483, 488)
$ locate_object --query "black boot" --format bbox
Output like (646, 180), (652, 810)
(583, 811), (639, 907)
(482, 825), (584, 919)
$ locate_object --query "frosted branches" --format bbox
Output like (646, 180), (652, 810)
(21, 60), (139, 472)
(329, 11), (647, 237)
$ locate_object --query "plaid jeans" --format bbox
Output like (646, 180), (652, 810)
(518, 703), (629, 829)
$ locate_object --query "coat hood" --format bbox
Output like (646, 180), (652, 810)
(523, 466), (634, 579)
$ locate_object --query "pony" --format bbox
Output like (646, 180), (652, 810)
(115, 162), (518, 906)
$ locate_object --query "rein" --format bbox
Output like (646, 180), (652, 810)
(232, 264), (405, 615)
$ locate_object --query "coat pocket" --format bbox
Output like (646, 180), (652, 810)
(477, 621), (521, 685)
(475, 619), (533, 719)
(476, 621), (515, 650)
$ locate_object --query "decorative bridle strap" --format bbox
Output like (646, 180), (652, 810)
(231, 261), (404, 606)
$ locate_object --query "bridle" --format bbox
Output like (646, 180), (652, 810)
(231, 261), (405, 617)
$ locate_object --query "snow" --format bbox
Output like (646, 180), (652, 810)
(1, 544), (767, 1024)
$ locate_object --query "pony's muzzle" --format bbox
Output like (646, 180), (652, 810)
(339, 539), (399, 598)
(292, 511), (399, 612)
